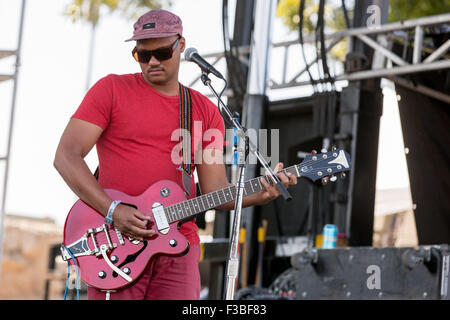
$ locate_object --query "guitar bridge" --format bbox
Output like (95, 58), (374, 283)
(61, 224), (121, 261)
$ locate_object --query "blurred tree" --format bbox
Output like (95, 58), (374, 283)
(388, 0), (450, 22)
(63, 0), (170, 90)
(277, 0), (350, 61)
(65, 0), (169, 26)
(276, 0), (450, 61)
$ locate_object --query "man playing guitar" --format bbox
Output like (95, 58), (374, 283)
(54, 9), (297, 300)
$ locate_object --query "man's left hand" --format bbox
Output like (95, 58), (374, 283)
(259, 162), (297, 205)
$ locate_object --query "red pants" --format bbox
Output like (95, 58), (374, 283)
(87, 243), (201, 300)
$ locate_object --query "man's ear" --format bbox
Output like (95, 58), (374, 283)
(179, 37), (186, 53)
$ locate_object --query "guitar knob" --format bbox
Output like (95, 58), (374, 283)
(321, 177), (329, 185)
(98, 271), (107, 279)
(340, 172), (347, 180)
(123, 267), (131, 275)
(330, 175), (337, 182)
(169, 239), (178, 247)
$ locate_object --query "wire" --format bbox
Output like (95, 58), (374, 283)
(341, 0), (351, 29)
(61, 245), (80, 300)
(222, 0), (246, 102)
(63, 261), (70, 300)
(318, 0), (335, 89)
(299, 0), (318, 92)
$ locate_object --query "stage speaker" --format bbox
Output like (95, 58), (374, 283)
(290, 245), (450, 300)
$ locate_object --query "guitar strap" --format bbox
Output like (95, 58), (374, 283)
(93, 83), (194, 196)
(178, 82), (194, 195)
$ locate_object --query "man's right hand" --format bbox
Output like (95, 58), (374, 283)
(112, 204), (156, 241)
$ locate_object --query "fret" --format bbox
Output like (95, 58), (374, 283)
(221, 189), (227, 203)
(164, 208), (171, 223)
(196, 196), (202, 212)
(230, 186), (235, 201)
(225, 186), (234, 202)
(190, 199), (197, 215)
(207, 194), (215, 208)
(249, 181), (254, 192)
(176, 203), (183, 220)
(172, 206), (178, 222)
(191, 198), (200, 214)
(186, 201), (193, 218)
(214, 190), (221, 204)
(213, 191), (221, 205)
(168, 207), (176, 223)
(204, 194), (211, 210)
(193, 200), (199, 215)
(252, 178), (261, 192)
(218, 189), (225, 204)
(258, 177), (263, 191)
(186, 200), (193, 217)
(171, 206), (177, 222)
(200, 195), (207, 211)
(180, 203), (187, 219)
(170, 205), (176, 220)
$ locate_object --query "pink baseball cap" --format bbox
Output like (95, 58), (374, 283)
(125, 9), (183, 42)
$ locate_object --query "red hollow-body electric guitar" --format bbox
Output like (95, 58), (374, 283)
(61, 148), (351, 290)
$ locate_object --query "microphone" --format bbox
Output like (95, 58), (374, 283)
(184, 48), (224, 79)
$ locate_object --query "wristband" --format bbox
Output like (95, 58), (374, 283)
(105, 200), (121, 226)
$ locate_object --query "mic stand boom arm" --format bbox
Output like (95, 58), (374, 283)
(200, 73), (292, 300)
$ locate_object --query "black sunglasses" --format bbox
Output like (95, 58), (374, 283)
(132, 37), (180, 63)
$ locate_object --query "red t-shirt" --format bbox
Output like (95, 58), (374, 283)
(72, 73), (225, 244)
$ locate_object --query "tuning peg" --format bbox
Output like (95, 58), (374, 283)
(311, 150), (317, 155)
(332, 146), (337, 151)
(340, 172), (346, 180)
(321, 177), (329, 185)
(321, 148), (327, 153)
(330, 175), (337, 182)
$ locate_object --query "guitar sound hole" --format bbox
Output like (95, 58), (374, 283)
(112, 240), (148, 278)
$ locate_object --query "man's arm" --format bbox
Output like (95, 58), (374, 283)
(196, 149), (297, 211)
(54, 118), (110, 215)
(54, 118), (154, 240)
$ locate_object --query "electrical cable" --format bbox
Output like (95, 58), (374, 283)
(318, 0), (335, 90)
(341, 0), (351, 29)
(299, 0), (318, 92)
(222, 0), (246, 102)
(61, 245), (80, 300)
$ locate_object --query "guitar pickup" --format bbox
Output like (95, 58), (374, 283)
(152, 202), (169, 234)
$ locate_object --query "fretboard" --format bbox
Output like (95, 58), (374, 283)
(164, 165), (299, 223)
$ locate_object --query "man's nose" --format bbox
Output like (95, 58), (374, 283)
(148, 55), (161, 66)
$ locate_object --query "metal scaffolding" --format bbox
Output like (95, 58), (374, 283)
(183, 12), (450, 103)
(0, 0), (27, 274)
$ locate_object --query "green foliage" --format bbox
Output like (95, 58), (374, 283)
(65, 0), (170, 26)
(388, 0), (450, 22)
(276, 0), (450, 61)
(277, 0), (450, 34)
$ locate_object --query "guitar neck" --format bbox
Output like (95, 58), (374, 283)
(164, 165), (299, 224)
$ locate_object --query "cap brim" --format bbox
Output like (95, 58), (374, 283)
(125, 32), (181, 42)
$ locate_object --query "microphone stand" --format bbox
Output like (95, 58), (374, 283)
(200, 72), (292, 300)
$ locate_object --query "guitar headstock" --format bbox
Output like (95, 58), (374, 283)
(296, 148), (351, 183)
